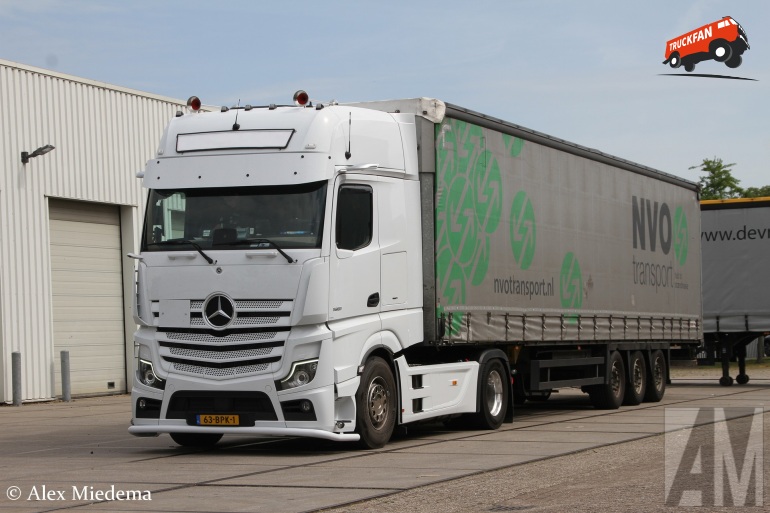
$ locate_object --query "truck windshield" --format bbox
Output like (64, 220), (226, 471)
(142, 181), (327, 251)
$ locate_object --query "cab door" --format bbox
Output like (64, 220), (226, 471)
(329, 175), (381, 321)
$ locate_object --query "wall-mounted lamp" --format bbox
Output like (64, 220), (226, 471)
(21, 144), (55, 165)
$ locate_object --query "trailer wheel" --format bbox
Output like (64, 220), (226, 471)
(169, 432), (222, 447)
(474, 359), (508, 429)
(736, 374), (750, 385)
(643, 350), (666, 402)
(684, 61), (695, 72)
(719, 375), (734, 387)
(588, 351), (625, 409)
(355, 357), (396, 449)
(710, 39), (733, 62)
(623, 351), (646, 406)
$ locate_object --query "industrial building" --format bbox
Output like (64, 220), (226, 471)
(0, 58), (186, 402)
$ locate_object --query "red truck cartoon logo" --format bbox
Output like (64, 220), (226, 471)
(663, 16), (749, 72)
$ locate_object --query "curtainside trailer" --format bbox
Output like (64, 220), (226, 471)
(700, 197), (770, 385)
(128, 93), (702, 449)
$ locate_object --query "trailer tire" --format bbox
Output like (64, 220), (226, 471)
(588, 351), (625, 409)
(355, 357), (397, 449)
(684, 61), (695, 72)
(623, 351), (646, 406)
(474, 359), (508, 429)
(736, 374), (750, 385)
(643, 350), (666, 402)
(169, 432), (223, 447)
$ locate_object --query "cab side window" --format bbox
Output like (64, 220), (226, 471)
(336, 185), (373, 251)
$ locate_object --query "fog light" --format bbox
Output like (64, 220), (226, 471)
(300, 400), (312, 413)
(138, 398), (147, 410)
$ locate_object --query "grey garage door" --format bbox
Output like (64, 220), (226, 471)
(49, 199), (126, 396)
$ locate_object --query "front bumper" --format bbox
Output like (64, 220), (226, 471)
(128, 424), (359, 442)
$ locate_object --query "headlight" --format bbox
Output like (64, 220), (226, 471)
(276, 359), (318, 391)
(138, 359), (165, 390)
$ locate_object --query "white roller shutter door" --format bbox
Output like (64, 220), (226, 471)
(49, 199), (126, 395)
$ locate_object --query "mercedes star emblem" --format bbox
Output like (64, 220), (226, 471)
(203, 294), (236, 329)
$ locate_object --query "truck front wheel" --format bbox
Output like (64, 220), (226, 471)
(474, 359), (508, 429)
(588, 351), (625, 409)
(710, 39), (733, 62)
(355, 357), (397, 449)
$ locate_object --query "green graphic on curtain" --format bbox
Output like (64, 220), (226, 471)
(435, 119), (522, 336)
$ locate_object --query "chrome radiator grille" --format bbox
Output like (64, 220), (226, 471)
(155, 298), (292, 379)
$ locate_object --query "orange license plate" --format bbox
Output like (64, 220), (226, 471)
(196, 414), (239, 426)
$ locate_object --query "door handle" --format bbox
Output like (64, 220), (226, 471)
(367, 293), (380, 307)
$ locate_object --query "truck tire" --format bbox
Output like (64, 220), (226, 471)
(725, 55), (742, 68)
(355, 357), (397, 449)
(710, 39), (733, 62)
(643, 350), (666, 402)
(473, 359), (508, 429)
(668, 52), (681, 68)
(169, 432), (222, 447)
(623, 351), (646, 406)
(588, 351), (625, 409)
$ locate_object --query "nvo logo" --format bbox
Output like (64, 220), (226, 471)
(632, 196), (672, 254)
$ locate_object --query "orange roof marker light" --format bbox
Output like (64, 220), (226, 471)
(293, 90), (310, 107)
(186, 96), (202, 112)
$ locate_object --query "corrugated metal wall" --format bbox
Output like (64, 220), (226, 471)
(0, 59), (185, 401)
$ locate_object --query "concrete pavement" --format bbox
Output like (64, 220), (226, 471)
(0, 371), (767, 513)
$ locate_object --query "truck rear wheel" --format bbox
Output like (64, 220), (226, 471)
(668, 52), (681, 68)
(623, 351), (646, 406)
(643, 350), (666, 402)
(355, 357), (396, 449)
(588, 351), (625, 409)
(169, 432), (222, 447)
(473, 359), (508, 429)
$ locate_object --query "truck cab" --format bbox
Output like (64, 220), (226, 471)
(129, 95), (461, 448)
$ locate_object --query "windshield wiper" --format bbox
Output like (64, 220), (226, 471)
(229, 238), (295, 263)
(146, 239), (215, 264)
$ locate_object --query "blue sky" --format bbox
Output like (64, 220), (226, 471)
(1, 0), (768, 187)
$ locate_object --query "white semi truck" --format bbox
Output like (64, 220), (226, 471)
(129, 93), (702, 448)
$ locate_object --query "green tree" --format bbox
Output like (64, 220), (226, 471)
(689, 157), (742, 200)
(743, 185), (770, 198)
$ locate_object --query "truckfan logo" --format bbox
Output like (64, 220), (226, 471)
(510, 191), (536, 270)
(204, 294), (236, 329)
(662, 16), (750, 74)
